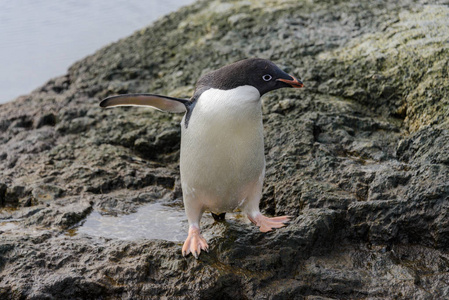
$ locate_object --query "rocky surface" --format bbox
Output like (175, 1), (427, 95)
(1, 0), (449, 299)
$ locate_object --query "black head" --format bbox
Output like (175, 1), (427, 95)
(195, 58), (303, 96)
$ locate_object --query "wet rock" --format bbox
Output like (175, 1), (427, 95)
(0, 0), (448, 299)
(31, 184), (65, 203)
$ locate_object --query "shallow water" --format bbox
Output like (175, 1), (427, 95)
(0, 221), (19, 232)
(77, 202), (188, 242)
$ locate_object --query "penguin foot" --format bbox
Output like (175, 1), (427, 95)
(248, 214), (291, 232)
(182, 226), (209, 259)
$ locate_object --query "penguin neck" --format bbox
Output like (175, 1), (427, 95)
(194, 85), (262, 123)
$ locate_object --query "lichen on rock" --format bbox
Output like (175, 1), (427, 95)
(317, 4), (449, 132)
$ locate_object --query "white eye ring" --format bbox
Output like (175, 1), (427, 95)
(262, 74), (272, 81)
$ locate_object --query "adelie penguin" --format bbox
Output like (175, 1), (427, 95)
(100, 58), (304, 258)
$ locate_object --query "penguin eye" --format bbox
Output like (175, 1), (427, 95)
(262, 74), (272, 81)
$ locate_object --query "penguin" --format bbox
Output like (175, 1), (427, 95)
(100, 58), (304, 258)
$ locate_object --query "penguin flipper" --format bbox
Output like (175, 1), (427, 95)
(99, 93), (188, 113)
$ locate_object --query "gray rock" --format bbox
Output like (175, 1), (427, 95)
(1, 0), (448, 299)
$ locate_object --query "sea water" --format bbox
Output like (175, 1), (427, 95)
(0, 0), (195, 104)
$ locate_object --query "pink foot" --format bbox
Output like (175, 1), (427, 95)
(182, 226), (209, 259)
(248, 214), (291, 232)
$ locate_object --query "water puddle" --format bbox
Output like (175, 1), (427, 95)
(77, 202), (188, 242)
(0, 220), (19, 232)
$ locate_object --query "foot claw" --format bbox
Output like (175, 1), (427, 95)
(182, 226), (209, 258)
(248, 214), (291, 232)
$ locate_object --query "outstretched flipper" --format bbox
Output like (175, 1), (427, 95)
(100, 93), (189, 113)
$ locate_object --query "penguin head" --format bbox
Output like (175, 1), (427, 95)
(196, 58), (303, 96)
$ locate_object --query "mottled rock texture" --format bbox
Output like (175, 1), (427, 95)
(1, 0), (448, 299)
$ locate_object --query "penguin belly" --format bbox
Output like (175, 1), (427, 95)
(180, 86), (264, 213)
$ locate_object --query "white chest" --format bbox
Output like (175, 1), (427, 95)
(179, 86), (265, 210)
(182, 85), (263, 140)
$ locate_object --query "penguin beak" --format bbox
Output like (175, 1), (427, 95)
(277, 75), (304, 88)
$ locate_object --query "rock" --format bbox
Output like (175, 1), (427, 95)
(0, 0), (448, 299)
